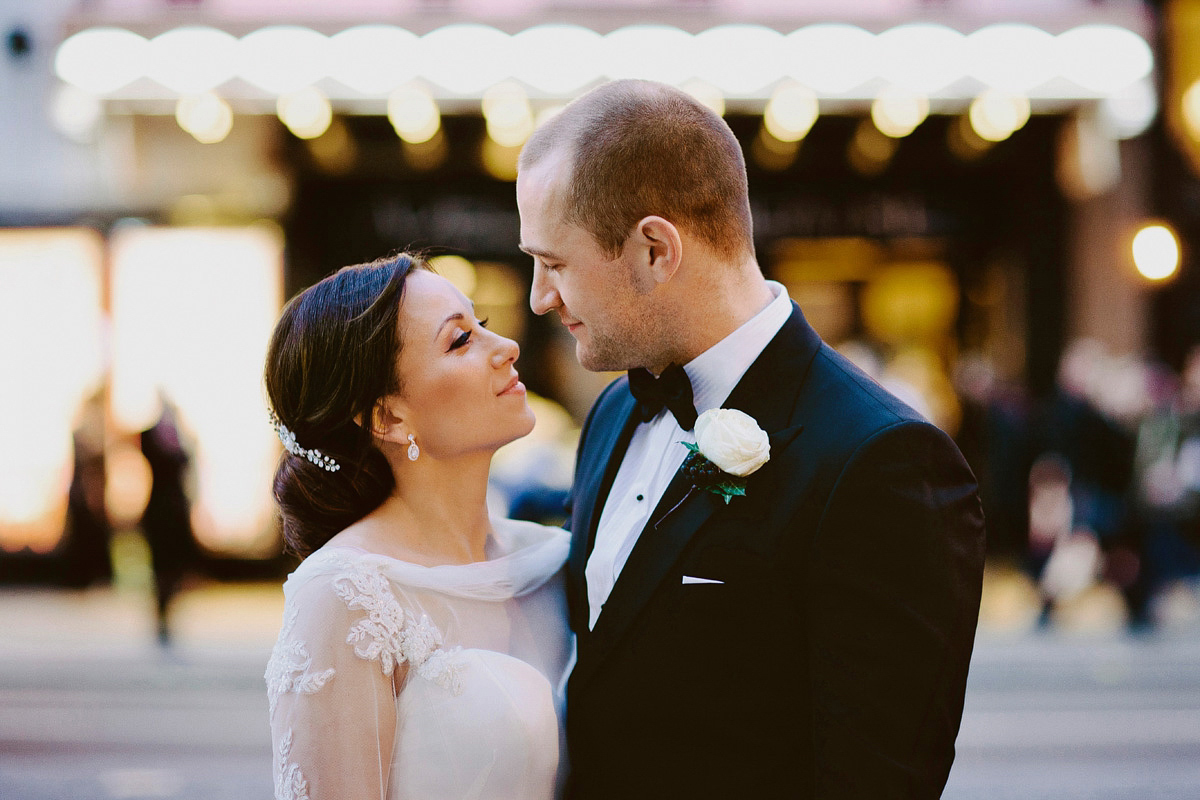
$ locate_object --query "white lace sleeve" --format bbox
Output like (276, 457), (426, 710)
(265, 559), (408, 800)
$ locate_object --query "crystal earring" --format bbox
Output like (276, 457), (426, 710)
(407, 434), (419, 462)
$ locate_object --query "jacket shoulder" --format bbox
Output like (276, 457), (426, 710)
(799, 344), (938, 449)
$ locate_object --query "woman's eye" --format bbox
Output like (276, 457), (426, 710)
(449, 329), (471, 350)
(478, 317), (489, 329)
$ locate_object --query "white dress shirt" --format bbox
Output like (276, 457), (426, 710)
(585, 281), (793, 630)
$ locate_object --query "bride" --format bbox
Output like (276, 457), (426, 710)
(263, 253), (571, 800)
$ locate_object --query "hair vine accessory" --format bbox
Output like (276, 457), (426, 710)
(270, 411), (341, 472)
(407, 433), (420, 462)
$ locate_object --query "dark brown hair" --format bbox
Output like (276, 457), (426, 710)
(264, 253), (421, 557)
(519, 79), (754, 260)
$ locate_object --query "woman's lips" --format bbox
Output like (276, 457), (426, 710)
(499, 375), (525, 396)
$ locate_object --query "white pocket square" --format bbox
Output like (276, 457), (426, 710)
(681, 575), (724, 585)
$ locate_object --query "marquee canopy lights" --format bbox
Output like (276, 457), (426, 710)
(56, 21), (1153, 104)
(54, 21), (1157, 144)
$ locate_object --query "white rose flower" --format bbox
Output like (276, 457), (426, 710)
(694, 408), (770, 477)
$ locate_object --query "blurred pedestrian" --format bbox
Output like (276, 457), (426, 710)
(63, 391), (112, 588)
(139, 398), (197, 646)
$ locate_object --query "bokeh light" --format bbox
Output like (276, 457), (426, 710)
(871, 86), (929, 138)
(693, 25), (783, 95)
(148, 27), (238, 94)
(764, 82), (819, 142)
(784, 24), (877, 96)
(967, 24), (1059, 93)
(969, 90), (1031, 142)
(420, 24), (511, 95)
(511, 25), (602, 94)
(1057, 25), (1153, 94)
(175, 92), (234, 144)
(876, 23), (967, 95)
(328, 26), (420, 95)
(110, 225), (283, 554)
(50, 84), (102, 143)
(0, 229), (106, 552)
(483, 82), (534, 148)
(388, 84), (441, 144)
(680, 80), (726, 117)
(1131, 224), (1180, 281)
(277, 87), (333, 140)
(237, 26), (329, 94)
(603, 25), (697, 86)
(55, 28), (148, 95)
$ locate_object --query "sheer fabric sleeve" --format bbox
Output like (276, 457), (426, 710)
(266, 562), (407, 800)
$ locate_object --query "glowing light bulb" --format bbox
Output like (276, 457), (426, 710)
(483, 82), (534, 148)
(175, 92), (233, 144)
(388, 84), (440, 144)
(764, 82), (819, 142)
(277, 87), (333, 140)
(784, 24), (877, 95)
(1057, 25), (1152, 94)
(968, 90), (1031, 143)
(148, 26), (237, 93)
(876, 24), (966, 94)
(871, 87), (929, 138)
(55, 28), (148, 94)
(693, 25), (783, 95)
(238, 26), (329, 94)
(1132, 224), (1180, 281)
(680, 80), (725, 117)
(328, 26), (419, 94)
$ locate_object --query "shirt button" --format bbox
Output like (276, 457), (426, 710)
(636, 494), (644, 502)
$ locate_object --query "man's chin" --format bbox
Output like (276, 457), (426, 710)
(575, 343), (617, 373)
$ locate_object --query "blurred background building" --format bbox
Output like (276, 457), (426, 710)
(2, 0), (1199, 635)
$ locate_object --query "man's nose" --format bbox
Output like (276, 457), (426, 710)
(529, 266), (558, 316)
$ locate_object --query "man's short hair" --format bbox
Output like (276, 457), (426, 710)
(519, 79), (754, 260)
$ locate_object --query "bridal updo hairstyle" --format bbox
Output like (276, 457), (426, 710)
(264, 253), (422, 557)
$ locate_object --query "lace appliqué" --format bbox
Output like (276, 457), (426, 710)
(265, 604), (337, 716)
(274, 729), (310, 800)
(332, 559), (465, 694)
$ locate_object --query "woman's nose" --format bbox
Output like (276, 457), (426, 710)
(492, 333), (519, 367)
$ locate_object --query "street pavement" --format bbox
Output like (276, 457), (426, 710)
(1, 582), (1199, 799)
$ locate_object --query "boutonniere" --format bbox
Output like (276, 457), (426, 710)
(681, 408), (771, 504)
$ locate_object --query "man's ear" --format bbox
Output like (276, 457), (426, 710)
(632, 216), (682, 285)
(369, 396), (411, 446)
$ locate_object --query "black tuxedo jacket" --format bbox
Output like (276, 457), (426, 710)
(563, 304), (986, 799)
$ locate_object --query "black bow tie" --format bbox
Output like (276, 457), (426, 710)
(628, 363), (697, 431)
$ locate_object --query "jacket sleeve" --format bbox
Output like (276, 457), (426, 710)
(266, 571), (402, 800)
(807, 419), (986, 799)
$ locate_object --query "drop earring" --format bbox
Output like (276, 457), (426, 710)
(407, 434), (419, 462)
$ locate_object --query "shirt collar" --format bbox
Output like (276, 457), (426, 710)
(683, 280), (792, 416)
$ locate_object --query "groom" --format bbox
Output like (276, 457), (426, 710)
(517, 80), (986, 799)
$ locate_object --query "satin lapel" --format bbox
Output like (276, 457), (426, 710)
(568, 389), (641, 591)
(571, 303), (822, 691)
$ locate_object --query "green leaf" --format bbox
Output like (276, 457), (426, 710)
(716, 482), (746, 497)
(681, 441), (700, 453)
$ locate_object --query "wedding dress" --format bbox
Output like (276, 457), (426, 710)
(266, 518), (572, 800)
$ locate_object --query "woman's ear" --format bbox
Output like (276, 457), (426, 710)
(632, 215), (682, 285)
(370, 396), (411, 446)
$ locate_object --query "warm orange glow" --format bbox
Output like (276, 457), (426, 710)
(109, 225), (283, 554)
(0, 229), (106, 552)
